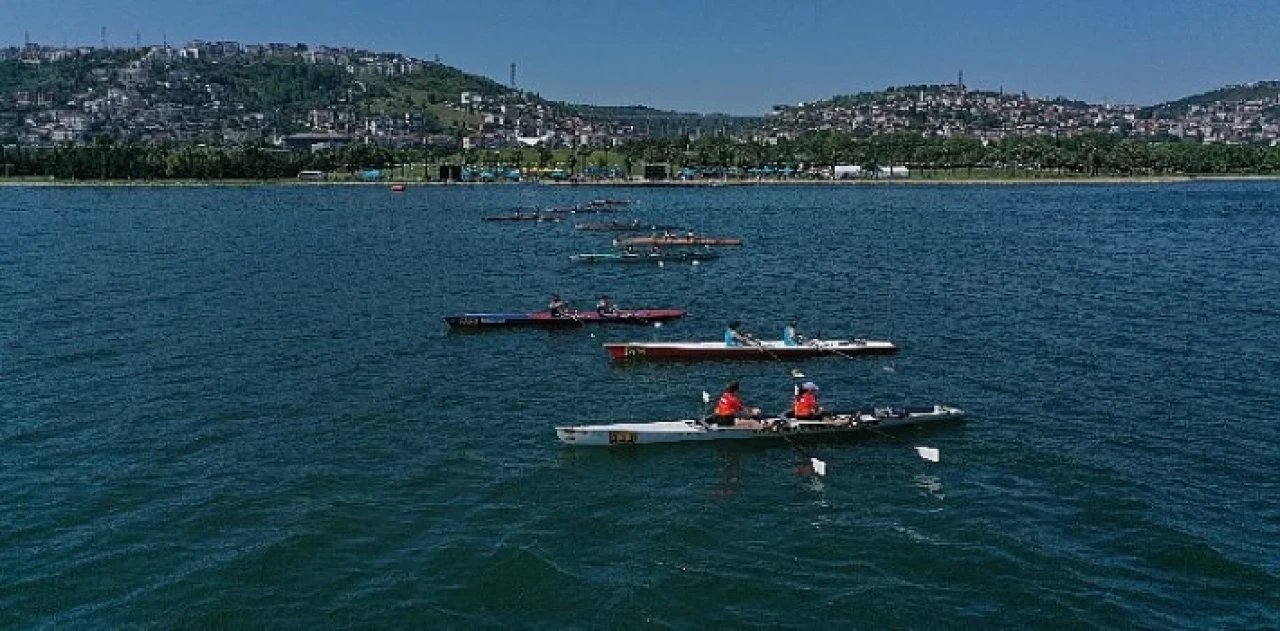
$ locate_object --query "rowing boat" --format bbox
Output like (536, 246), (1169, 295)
(444, 308), (686, 329)
(575, 221), (683, 232)
(604, 338), (898, 361)
(482, 213), (564, 222)
(585, 199), (632, 207)
(556, 405), (965, 446)
(540, 205), (622, 215)
(614, 235), (743, 247)
(570, 251), (720, 263)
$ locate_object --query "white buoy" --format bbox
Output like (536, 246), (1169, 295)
(915, 446), (940, 462)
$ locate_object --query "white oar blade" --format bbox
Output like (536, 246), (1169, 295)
(789, 368), (805, 379)
(915, 446), (940, 462)
(810, 457), (827, 476)
(701, 391), (711, 404)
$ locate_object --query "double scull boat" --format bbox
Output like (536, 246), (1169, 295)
(556, 405), (965, 446)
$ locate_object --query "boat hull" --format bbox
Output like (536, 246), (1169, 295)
(615, 236), (743, 247)
(445, 308), (686, 329)
(605, 339), (898, 361)
(575, 222), (683, 232)
(570, 252), (719, 263)
(556, 405), (964, 446)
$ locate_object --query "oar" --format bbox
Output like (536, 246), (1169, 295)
(772, 413), (827, 476)
(743, 335), (806, 379)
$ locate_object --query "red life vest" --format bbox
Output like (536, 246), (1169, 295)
(794, 391), (819, 417)
(714, 391), (742, 416)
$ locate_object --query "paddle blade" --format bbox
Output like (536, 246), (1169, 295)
(915, 446), (940, 462)
(701, 391), (711, 404)
(789, 368), (805, 379)
(810, 457), (827, 476)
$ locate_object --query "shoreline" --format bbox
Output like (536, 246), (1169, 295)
(2, 174), (1279, 187)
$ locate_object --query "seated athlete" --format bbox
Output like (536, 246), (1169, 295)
(724, 320), (754, 346)
(596, 295), (618, 317)
(782, 318), (805, 346)
(708, 381), (761, 427)
(791, 381), (826, 420)
(548, 294), (568, 317)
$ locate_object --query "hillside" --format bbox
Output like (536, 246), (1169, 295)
(0, 41), (754, 146)
(1142, 81), (1280, 117)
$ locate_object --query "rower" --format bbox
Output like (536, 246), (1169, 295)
(724, 320), (754, 346)
(596, 295), (618, 317)
(782, 318), (805, 346)
(548, 294), (568, 317)
(708, 381), (761, 427)
(791, 381), (825, 420)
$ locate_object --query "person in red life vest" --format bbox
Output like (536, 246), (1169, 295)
(791, 381), (825, 420)
(709, 380), (760, 427)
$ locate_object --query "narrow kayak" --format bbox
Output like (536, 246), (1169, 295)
(445, 308), (687, 329)
(482, 213), (564, 222)
(575, 221), (683, 232)
(605, 339), (898, 361)
(570, 251), (720, 263)
(615, 235), (743, 247)
(556, 405), (965, 446)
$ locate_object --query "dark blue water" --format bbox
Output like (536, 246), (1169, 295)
(2, 182), (1277, 629)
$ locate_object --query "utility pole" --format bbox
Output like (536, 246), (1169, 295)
(510, 63), (516, 89)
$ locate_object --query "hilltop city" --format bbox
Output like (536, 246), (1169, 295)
(3, 40), (1280, 152)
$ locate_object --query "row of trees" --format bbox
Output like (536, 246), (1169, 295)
(617, 132), (1280, 176)
(3, 132), (1280, 180)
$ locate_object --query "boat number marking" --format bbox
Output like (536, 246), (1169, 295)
(625, 347), (645, 357)
(609, 431), (638, 444)
(458, 317), (479, 326)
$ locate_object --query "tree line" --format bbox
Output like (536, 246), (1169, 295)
(3, 132), (1279, 180)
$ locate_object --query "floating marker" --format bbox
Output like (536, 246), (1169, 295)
(915, 446), (940, 462)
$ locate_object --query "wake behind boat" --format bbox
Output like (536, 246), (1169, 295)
(445, 308), (686, 329)
(556, 405), (964, 446)
(605, 338), (898, 361)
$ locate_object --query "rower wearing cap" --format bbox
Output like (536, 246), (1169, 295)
(791, 381), (825, 420)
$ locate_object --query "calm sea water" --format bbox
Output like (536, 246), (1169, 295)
(1, 182), (1277, 629)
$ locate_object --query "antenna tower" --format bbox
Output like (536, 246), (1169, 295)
(510, 63), (517, 88)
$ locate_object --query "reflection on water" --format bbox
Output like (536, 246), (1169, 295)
(915, 473), (945, 500)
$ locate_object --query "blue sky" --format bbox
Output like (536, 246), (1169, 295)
(3, 0), (1279, 115)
